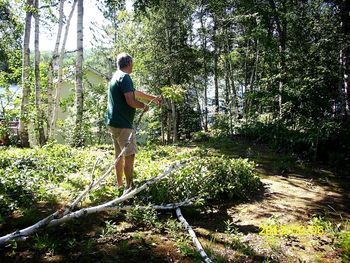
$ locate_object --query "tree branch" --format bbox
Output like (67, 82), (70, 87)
(49, 159), (191, 227)
(39, 2), (59, 9)
(0, 158), (191, 246)
(176, 207), (213, 263)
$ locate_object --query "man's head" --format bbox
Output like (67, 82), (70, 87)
(117, 53), (133, 73)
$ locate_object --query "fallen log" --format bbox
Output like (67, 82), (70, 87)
(0, 158), (190, 246)
(176, 207), (213, 263)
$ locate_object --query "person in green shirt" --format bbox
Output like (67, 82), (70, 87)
(106, 53), (161, 189)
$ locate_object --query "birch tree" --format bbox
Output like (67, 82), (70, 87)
(72, 0), (84, 147)
(47, 0), (65, 137)
(33, 0), (45, 145)
(19, 0), (34, 147)
(49, 0), (77, 139)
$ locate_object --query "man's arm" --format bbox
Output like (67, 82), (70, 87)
(135, 90), (162, 106)
(124, 91), (148, 110)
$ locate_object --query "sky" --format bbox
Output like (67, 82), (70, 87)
(30, 0), (133, 51)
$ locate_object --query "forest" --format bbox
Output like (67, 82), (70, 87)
(0, 0), (349, 262)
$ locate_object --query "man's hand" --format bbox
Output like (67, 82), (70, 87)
(153, 96), (162, 107)
(143, 103), (150, 112)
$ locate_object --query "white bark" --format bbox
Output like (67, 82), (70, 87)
(65, 130), (135, 214)
(47, 0), (65, 135)
(72, 0), (84, 146)
(49, 159), (190, 227)
(19, 0), (33, 147)
(0, 211), (60, 245)
(171, 100), (177, 144)
(176, 207), (213, 263)
(101, 200), (194, 211)
(34, 0), (45, 145)
(50, 0), (77, 139)
(0, 158), (191, 246)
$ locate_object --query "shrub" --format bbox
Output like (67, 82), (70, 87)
(0, 144), (262, 222)
(135, 156), (262, 205)
(0, 144), (92, 216)
(238, 119), (350, 166)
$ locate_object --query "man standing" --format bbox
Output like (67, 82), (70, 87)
(106, 52), (161, 189)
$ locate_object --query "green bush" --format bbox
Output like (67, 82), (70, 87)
(125, 206), (159, 227)
(0, 144), (91, 216)
(192, 131), (210, 142)
(135, 156), (261, 205)
(238, 119), (350, 165)
(0, 143), (262, 222)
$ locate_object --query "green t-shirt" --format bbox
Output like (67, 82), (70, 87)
(106, 71), (136, 128)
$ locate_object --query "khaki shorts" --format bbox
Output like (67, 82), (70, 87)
(108, 126), (138, 157)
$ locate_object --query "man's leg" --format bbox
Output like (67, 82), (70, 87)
(124, 154), (135, 189)
(115, 156), (124, 188)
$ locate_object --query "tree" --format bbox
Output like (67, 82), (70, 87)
(47, 0), (65, 137)
(19, 0), (34, 147)
(72, 0), (84, 147)
(49, 0), (77, 139)
(33, 0), (46, 146)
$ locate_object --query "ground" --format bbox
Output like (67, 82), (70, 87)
(0, 137), (349, 262)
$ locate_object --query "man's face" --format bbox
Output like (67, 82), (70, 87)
(129, 61), (133, 73)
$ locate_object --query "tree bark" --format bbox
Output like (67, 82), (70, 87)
(213, 16), (219, 112)
(171, 100), (177, 143)
(47, 0), (65, 136)
(176, 208), (213, 263)
(228, 59), (239, 117)
(19, 0), (34, 147)
(200, 7), (208, 131)
(0, 159), (191, 246)
(166, 99), (172, 143)
(72, 0), (84, 147)
(34, 0), (45, 146)
(50, 0), (77, 139)
(340, 0), (350, 114)
(269, 0), (287, 118)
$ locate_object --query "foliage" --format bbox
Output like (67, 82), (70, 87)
(0, 143), (95, 217)
(238, 118), (350, 165)
(0, 142), (261, 225)
(339, 230), (350, 262)
(0, 0), (22, 76)
(134, 153), (261, 205)
(125, 205), (159, 227)
(160, 85), (186, 102)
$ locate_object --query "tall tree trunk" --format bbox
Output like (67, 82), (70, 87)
(340, 0), (350, 114)
(243, 39), (250, 118)
(19, 0), (33, 147)
(213, 16), (219, 112)
(249, 39), (259, 92)
(228, 60), (239, 117)
(338, 49), (347, 115)
(171, 101), (177, 143)
(47, 0), (65, 136)
(72, 0), (84, 147)
(200, 8), (208, 131)
(194, 85), (204, 130)
(269, 0), (287, 118)
(166, 99), (172, 144)
(34, 0), (45, 146)
(224, 34), (231, 114)
(161, 118), (165, 145)
(50, 0), (77, 139)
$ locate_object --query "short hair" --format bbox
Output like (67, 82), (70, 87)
(116, 53), (133, 69)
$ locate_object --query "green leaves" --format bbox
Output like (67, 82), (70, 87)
(136, 153), (261, 205)
(160, 85), (186, 103)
